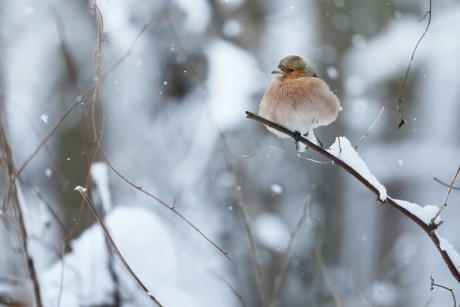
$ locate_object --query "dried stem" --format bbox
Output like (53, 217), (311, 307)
(431, 166), (460, 226)
(430, 276), (457, 307)
(246, 111), (460, 284)
(354, 106), (384, 150)
(397, 0), (432, 128)
(0, 124), (43, 307)
(433, 177), (460, 191)
(167, 17), (269, 305)
(315, 217), (342, 307)
(75, 187), (162, 306)
(271, 195), (311, 303)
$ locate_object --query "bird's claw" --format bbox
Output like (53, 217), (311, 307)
(293, 131), (301, 143)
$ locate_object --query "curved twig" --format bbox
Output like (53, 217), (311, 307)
(397, 0), (432, 128)
(246, 111), (460, 285)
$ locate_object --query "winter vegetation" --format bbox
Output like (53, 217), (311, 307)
(1, 0), (460, 306)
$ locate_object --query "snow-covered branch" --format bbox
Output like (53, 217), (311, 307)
(246, 111), (460, 285)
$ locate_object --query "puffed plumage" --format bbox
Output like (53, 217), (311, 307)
(259, 55), (340, 151)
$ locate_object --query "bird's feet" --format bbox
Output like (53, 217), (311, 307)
(293, 131), (302, 151)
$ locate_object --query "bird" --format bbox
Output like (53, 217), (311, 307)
(259, 55), (340, 152)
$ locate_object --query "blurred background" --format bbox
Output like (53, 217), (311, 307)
(1, 0), (460, 306)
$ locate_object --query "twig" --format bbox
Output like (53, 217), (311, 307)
(75, 187), (162, 306)
(430, 166), (460, 228)
(433, 177), (460, 191)
(167, 16), (269, 304)
(430, 276), (456, 307)
(269, 145), (330, 164)
(245, 111), (460, 284)
(397, 0), (432, 129)
(210, 272), (247, 307)
(0, 124), (43, 307)
(354, 106), (384, 150)
(315, 216), (342, 307)
(271, 195), (311, 303)
(13, 10), (168, 177)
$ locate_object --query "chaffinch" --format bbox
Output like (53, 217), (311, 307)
(259, 55), (340, 151)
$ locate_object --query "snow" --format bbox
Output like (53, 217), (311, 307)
(74, 186), (86, 193)
(254, 213), (290, 252)
(40, 114), (48, 123)
(41, 206), (184, 306)
(438, 236), (460, 269)
(90, 162), (112, 213)
(327, 137), (388, 200)
(206, 40), (261, 130)
(175, 0), (211, 33)
(270, 184), (283, 195)
(391, 198), (441, 226)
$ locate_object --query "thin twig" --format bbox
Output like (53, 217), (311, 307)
(397, 0), (432, 129)
(167, 16), (269, 304)
(210, 272), (247, 307)
(14, 10), (168, 177)
(315, 216), (342, 307)
(430, 166), (460, 227)
(354, 106), (384, 150)
(87, 3), (231, 263)
(75, 187), (162, 306)
(271, 195), (311, 303)
(246, 111), (460, 284)
(269, 145), (330, 164)
(433, 177), (460, 191)
(0, 124), (43, 307)
(430, 276), (457, 307)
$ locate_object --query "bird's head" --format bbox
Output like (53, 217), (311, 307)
(271, 55), (317, 79)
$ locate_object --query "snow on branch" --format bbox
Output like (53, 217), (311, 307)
(245, 111), (460, 285)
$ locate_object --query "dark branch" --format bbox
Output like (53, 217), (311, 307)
(246, 111), (460, 285)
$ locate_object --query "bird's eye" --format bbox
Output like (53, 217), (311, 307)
(287, 68), (294, 73)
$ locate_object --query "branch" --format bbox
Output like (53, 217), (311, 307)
(0, 124), (43, 307)
(245, 111), (460, 285)
(397, 0), (432, 128)
(75, 186), (163, 306)
(430, 276), (456, 307)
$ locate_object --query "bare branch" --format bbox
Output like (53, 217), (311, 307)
(271, 195), (311, 302)
(210, 272), (247, 307)
(246, 111), (460, 285)
(430, 166), (460, 226)
(75, 186), (163, 306)
(433, 177), (460, 191)
(85, 4), (231, 262)
(430, 276), (456, 307)
(167, 16), (269, 304)
(397, 0), (432, 129)
(315, 217), (342, 307)
(0, 124), (43, 307)
(354, 106), (384, 150)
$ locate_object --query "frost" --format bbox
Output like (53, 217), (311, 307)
(438, 236), (460, 268)
(328, 137), (387, 200)
(391, 198), (441, 225)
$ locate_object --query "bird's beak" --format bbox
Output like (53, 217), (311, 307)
(271, 68), (285, 76)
